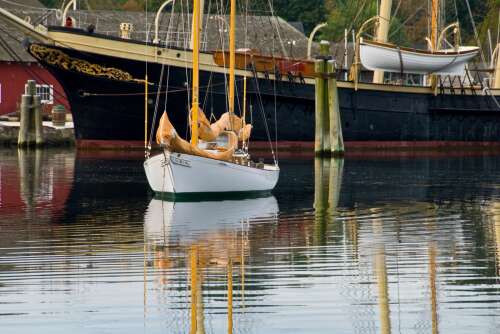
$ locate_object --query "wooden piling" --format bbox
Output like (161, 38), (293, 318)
(315, 41), (332, 156)
(34, 95), (44, 146)
(327, 60), (345, 156)
(314, 59), (326, 155)
(18, 80), (44, 148)
(18, 94), (32, 147)
(315, 41), (344, 157)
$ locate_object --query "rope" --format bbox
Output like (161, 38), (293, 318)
(148, 50), (166, 152)
(464, 0), (486, 65)
(483, 87), (500, 110)
(0, 26), (68, 103)
(266, 1), (287, 58)
(250, 64), (277, 165)
(389, 2), (427, 39)
(148, 0), (177, 152)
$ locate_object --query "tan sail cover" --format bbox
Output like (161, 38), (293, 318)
(192, 108), (252, 142)
(156, 112), (237, 162)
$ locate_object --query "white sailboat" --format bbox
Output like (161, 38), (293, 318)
(143, 0), (279, 197)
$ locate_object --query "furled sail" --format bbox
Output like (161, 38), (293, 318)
(360, 39), (479, 75)
(191, 108), (252, 142)
(156, 112), (237, 162)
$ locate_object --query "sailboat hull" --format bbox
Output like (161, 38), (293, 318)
(144, 152), (280, 196)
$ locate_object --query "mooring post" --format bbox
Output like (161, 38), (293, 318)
(18, 80), (36, 147)
(314, 58), (326, 155)
(327, 60), (345, 156)
(34, 94), (44, 146)
(314, 40), (331, 156)
(18, 80), (44, 148)
(18, 93), (31, 147)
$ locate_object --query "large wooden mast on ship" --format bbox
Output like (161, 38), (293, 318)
(372, 0), (392, 84)
(429, 0), (439, 89)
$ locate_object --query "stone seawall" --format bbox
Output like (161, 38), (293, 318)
(0, 123), (75, 147)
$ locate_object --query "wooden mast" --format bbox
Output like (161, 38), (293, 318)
(431, 0), (439, 51)
(191, 0), (200, 146)
(429, 0), (439, 90)
(228, 0), (236, 120)
(373, 0), (392, 84)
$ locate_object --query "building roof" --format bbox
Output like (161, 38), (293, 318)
(0, 4), (310, 62)
(0, 0), (47, 61)
(63, 10), (310, 57)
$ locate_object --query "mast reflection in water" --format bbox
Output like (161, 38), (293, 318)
(1, 149), (500, 333)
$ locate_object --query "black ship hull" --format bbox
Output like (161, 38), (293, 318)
(29, 40), (500, 147)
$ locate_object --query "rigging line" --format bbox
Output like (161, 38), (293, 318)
(266, 0), (287, 58)
(390, 0), (403, 25)
(464, 0), (486, 65)
(271, 26), (278, 162)
(201, 0), (212, 51)
(149, 47), (167, 151)
(145, 0), (149, 151)
(483, 87), (500, 110)
(82, 76), (242, 96)
(389, 2), (427, 39)
(0, 27), (68, 102)
(163, 65), (172, 112)
(344, 0), (367, 39)
(215, 0), (229, 116)
(151, 0), (177, 141)
(32, 9), (56, 26)
(250, 66), (276, 164)
(181, 0), (192, 138)
(160, 0), (177, 48)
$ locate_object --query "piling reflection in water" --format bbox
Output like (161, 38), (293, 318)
(1, 151), (500, 333)
(0, 149), (74, 224)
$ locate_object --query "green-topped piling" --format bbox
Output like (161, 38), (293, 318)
(315, 57), (327, 155)
(315, 41), (344, 157)
(327, 60), (344, 156)
(315, 41), (330, 155)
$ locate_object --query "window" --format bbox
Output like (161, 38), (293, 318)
(36, 84), (54, 104)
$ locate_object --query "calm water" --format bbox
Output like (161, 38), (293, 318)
(1, 149), (500, 333)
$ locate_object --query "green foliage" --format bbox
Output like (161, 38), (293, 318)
(444, 0), (489, 43)
(266, 0), (326, 34)
(39, 0), (61, 7)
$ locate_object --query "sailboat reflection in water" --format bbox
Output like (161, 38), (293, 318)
(143, 195), (279, 333)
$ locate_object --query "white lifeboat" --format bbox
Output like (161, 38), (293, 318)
(360, 39), (479, 76)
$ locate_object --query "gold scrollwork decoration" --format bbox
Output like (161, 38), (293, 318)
(29, 44), (141, 83)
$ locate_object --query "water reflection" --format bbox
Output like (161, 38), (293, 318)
(0, 151), (500, 333)
(0, 149), (75, 223)
(143, 196), (278, 334)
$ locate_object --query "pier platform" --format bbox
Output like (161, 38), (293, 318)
(0, 121), (75, 146)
